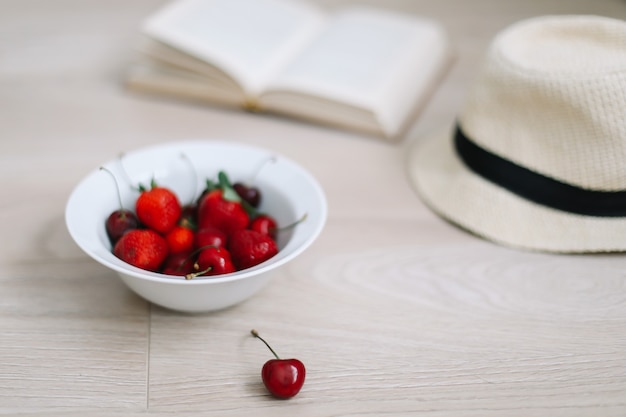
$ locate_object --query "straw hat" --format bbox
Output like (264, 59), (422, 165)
(408, 15), (626, 253)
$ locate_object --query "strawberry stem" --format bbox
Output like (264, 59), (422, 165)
(251, 329), (280, 359)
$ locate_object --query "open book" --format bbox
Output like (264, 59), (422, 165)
(126, 0), (451, 140)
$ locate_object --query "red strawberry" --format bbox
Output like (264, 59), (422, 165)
(136, 185), (182, 234)
(113, 229), (169, 272)
(229, 229), (278, 270)
(197, 189), (249, 236)
(165, 225), (195, 254)
(186, 246), (236, 279)
(195, 226), (228, 249)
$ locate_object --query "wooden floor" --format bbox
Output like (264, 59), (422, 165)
(2, 0), (626, 415)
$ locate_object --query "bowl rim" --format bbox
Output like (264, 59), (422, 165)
(65, 139), (327, 285)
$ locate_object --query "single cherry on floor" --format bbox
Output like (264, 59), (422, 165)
(251, 329), (306, 399)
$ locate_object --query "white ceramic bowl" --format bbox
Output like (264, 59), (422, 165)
(66, 140), (327, 313)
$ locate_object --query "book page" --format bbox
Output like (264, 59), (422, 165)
(142, 0), (326, 96)
(126, 62), (245, 107)
(261, 7), (450, 137)
(137, 38), (241, 92)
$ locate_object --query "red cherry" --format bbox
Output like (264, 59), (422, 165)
(185, 246), (236, 279)
(180, 204), (198, 228)
(233, 182), (261, 208)
(251, 329), (305, 399)
(250, 214), (278, 240)
(250, 213), (308, 242)
(105, 209), (139, 245)
(161, 251), (195, 276)
(232, 156), (276, 208)
(100, 167), (139, 244)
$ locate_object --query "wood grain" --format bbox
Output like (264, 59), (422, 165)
(1, 0), (626, 415)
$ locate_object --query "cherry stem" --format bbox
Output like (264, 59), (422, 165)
(116, 153), (135, 187)
(185, 265), (212, 280)
(183, 245), (220, 280)
(251, 329), (280, 359)
(179, 152), (198, 206)
(117, 153), (157, 193)
(248, 156), (277, 183)
(278, 213), (308, 232)
(100, 166), (126, 212)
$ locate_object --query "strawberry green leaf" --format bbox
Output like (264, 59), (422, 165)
(218, 171), (241, 202)
(204, 178), (219, 192)
(240, 199), (259, 217)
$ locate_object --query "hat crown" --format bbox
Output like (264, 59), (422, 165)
(460, 15), (626, 191)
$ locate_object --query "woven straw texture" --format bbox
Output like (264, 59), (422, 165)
(408, 15), (626, 253)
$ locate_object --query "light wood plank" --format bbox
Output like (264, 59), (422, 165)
(146, 218), (626, 415)
(1, 0), (626, 415)
(0, 260), (150, 413)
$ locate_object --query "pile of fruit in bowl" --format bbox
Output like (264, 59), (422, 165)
(66, 140), (327, 313)
(105, 167), (305, 279)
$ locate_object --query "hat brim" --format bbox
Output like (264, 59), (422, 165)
(407, 126), (626, 253)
